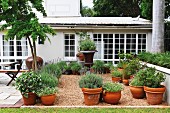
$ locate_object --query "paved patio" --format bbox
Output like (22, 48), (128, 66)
(0, 73), (23, 108)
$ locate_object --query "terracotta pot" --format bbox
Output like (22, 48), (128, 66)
(72, 71), (80, 75)
(81, 51), (96, 68)
(41, 94), (56, 105)
(122, 79), (129, 86)
(144, 85), (166, 105)
(76, 52), (84, 61)
(112, 77), (122, 83)
(103, 91), (121, 104)
(129, 85), (145, 99)
(82, 87), (102, 105)
(22, 92), (36, 105)
(26, 56), (43, 70)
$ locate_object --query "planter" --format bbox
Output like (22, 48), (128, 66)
(76, 52), (84, 61)
(112, 77), (122, 83)
(103, 91), (121, 104)
(22, 92), (37, 105)
(72, 71), (80, 75)
(80, 51), (96, 68)
(82, 87), (102, 105)
(144, 85), (166, 105)
(26, 56), (43, 70)
(41, 94), (56, 105)
(122, 79), (129, 86)
(129, 85), (145, 99)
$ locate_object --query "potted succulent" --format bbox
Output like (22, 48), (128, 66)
(15, 71), (42, 105)
(111, 69), (123, 83)
(143, 67), (166, 105)
(79, 33), (96, 67)
(70, 62), (82, 75)
(37, 87), (57, 105)
(102, 82), (124, 104)
(79, 74), (103, 105)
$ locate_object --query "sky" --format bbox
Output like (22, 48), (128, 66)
(82, 0), (93, 8)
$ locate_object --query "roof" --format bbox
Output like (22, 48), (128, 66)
(39, 17), (151, 26)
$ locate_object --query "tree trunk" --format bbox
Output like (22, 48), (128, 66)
(33, 41), (38, 71)
(151, 0), (165, 53)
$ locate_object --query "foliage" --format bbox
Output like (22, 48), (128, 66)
(15, 71), (42, 98)
(111, 70), (123, 78)
(0, 0), (56, 70)
(93, 0), (140, 17)
(57, 61), (67, 73)
(130, 77), (144, 86)
(70, 62), (82, 71)
(92, 60), (105, 74)
(37, 87), (57, 97)
(38, 72), (58, 87)
(79, 74), (103, 88)
(138, 52), (170, 68)
(103, 82), (123, 92)
(81, 6), (95, 17)
(40, 63), (62, 80)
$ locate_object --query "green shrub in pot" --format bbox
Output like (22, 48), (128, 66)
(37, 87), (58, 97)
(70, 62), (82, 72)
(103, 82), (123, 92)
(92, 60), (105, 74)
(111, 70), (123, 78)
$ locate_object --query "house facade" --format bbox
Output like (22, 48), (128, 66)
(0, 0), (152, 70)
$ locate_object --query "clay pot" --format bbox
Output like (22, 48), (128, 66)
(103, 91), (121, 104)
(26, 56), (43, 70)
(144, 85), (166, 105)
(81, 51), (96, 68)
(82, 87), (102, 105)
(22, 92), (36, 105)
(129, 85), (145, 99)
(122, 79), (129, 86)
(76, 52), (84, 61)
(112, 77), (122, 83)
(41, 94), (56, 105)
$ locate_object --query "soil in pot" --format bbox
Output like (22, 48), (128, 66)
(82, 87), (102, 105)
(103, 91), (121, 104)
(22, 92), (37, 105)
(41, 94), (56, 105)
(129, 85), (145, 99)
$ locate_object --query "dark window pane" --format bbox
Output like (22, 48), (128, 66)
(70, 40), (75, 45)
(70, 34), (75, 39)
(115, 34), (119, 38)
(115, 39), (119, 43)
(65, 34), (69, 39)
(127, 34), (131, 38)
(120, 34), (124, 38)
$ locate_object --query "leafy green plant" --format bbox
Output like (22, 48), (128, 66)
(130, 77), (144, 86)
(111, 70), (123, 77)
(92, 60), (105, 74)
(15, 71), (42, 98)
(103, 82), (123, 92)
(37, 87), (57, 97)
(70, 62), (82, 71)
(57, 61), (67, 73)
(79, 74), (103, 88)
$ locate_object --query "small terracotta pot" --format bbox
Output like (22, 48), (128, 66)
(41, 94), (56, 105)
(22, 92), (36, 105)
(76, 53), (84, 61)
(103, 91), (121, 104)
(129, 85), (145, 99)
(122, 79), (129, 86)
(82, 87), (102, 105)
(144, 85), (166, 105)
(112, 77), (122, 83)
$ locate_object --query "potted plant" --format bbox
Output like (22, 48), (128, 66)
(143, 67), (166, 105)
(102, 82), (124, 104)
(79, 74), (103, 105)
(79, 33), (96, 67)
(57, 61), (67, 74)
(37, 87), (57, 105)
(104, 62), (112, 73)
(15, 71), (42, 105)
(129, 75), (145, 99)
(91, 60), (105, 74)
(111, 69), (123, 83)
(70, 62), (82, 75)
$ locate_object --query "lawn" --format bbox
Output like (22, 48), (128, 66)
(0, 108), (170, 113)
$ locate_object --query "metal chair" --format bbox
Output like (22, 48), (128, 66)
(5, 61), (23, 86)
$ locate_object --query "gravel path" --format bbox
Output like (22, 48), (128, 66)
(36, 74), (168, 106)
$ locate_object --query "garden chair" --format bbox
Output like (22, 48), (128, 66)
(5, 61), (22, 86)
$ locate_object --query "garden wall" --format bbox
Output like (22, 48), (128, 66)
(145, 62), (170, 105)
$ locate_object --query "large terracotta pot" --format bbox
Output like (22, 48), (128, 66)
(144, 85), (166, 105)
(82, 87), (102, 105)
(26, 56), (43, 70)
(129, 85), (145, 99)
(22, 92), (36, 105)
(103, 91), (121, 104)
(41, 94), (56, 105)
(80, 51), (96, 68)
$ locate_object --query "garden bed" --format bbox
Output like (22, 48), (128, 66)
(35, 74), (168, 106)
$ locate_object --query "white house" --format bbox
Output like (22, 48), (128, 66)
(0, 0), (152, 70)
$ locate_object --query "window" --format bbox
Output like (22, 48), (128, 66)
(126, 34), (136, 54)
(93, 34), (102, 59)
(64, 34), (75, 57)
(0, 35), (28, 70)
(138, 34), (146, 53)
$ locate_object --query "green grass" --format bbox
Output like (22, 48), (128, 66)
(0, 108), (170, 113)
